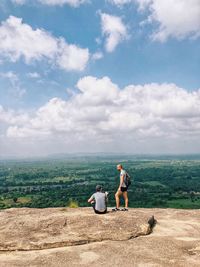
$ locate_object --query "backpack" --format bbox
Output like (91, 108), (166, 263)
(125, 171), (131, 188)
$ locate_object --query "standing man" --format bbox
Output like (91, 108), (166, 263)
(112, 164), (129, 211)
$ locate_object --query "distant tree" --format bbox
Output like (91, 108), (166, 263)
(13, 197), (18, 203)
(190, 191), (195, 202)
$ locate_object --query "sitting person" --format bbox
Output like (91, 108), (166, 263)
(88, 185), (108, 214)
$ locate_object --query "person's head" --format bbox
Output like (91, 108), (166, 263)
(117, 164), (123, 171)
(96, 185), (102, 192)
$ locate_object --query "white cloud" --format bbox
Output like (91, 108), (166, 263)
(57, 40), (89, 71)
(11, 0), (87, 7)
(0, 16), (90, 71)
(0, 105), (29, 125)
(0, 71), (26, 98)
(0, 71), (18, 82)
(100, 13), (129, 52)
(27, 72), (41, 78)
(39, 0), (87, 7)
(109, 0), (200, 42)
(107, 0), (132, 6)
(108, 0), (151, 8)
(140, 0), (200, 41)
(92, 51), (104, 60)
(1, 76), (200, 155)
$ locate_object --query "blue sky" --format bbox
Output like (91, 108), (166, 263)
(0, 0), (200, 157)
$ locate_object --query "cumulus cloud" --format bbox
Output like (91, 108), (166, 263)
(11, 0), (87, 7)
(139, 0), (200, 41)
(100, 13), (129, 52)
(0, 16), (89, 71)
(1, 76), (200, 155)
(109, 0), (200, 42)
(0, 105), (29, 125)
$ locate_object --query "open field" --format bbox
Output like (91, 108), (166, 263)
(0, 155), (200, 209)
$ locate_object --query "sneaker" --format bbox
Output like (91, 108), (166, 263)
(121, 208), (128, 211)
(112, 207), (120, 211)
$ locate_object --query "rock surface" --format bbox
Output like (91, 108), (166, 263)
(0, 207), (152, 251)
(0, 208), (200, 266)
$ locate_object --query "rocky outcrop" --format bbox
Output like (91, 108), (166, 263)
(0, 208), (154, 251)
(0, 208), (200, 267)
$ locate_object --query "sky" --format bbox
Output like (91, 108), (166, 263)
(0, 0), (200, 158)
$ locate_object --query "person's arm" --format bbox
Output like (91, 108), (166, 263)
(105, 195), (108, 204)
(88, 194), (94, 203)
(118, 172), (125, 191)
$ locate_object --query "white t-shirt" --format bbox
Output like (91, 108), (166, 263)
(120, 169), (127, 187)
(90, 192), (107, 211)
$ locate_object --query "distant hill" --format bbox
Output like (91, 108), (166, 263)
(1, 153), (200, 162)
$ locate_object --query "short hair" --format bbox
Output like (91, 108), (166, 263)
(96, 185), (102, 192)
(117, 164), (123, 168)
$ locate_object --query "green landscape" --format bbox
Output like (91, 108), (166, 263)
(0, 155), (200, 209)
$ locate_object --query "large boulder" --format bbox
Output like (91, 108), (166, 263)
(0, 207), (154, 251)
(1, 208), (200, 267)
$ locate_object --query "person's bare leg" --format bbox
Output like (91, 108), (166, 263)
(115, 190), (122, 209)
(123, 192), (128, 208)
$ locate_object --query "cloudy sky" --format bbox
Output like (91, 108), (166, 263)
(0, 0), (200, 157)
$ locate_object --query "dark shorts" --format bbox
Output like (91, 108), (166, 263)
(120, 187), (127, 192)
(92, 203), (107, 214)
(94, 209), (107, 214)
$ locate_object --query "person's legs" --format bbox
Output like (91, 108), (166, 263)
(123, 191), (128, 208)
(115, 190), (122, 209)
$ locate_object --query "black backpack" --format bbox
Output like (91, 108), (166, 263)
(125, 171), (131, 188)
